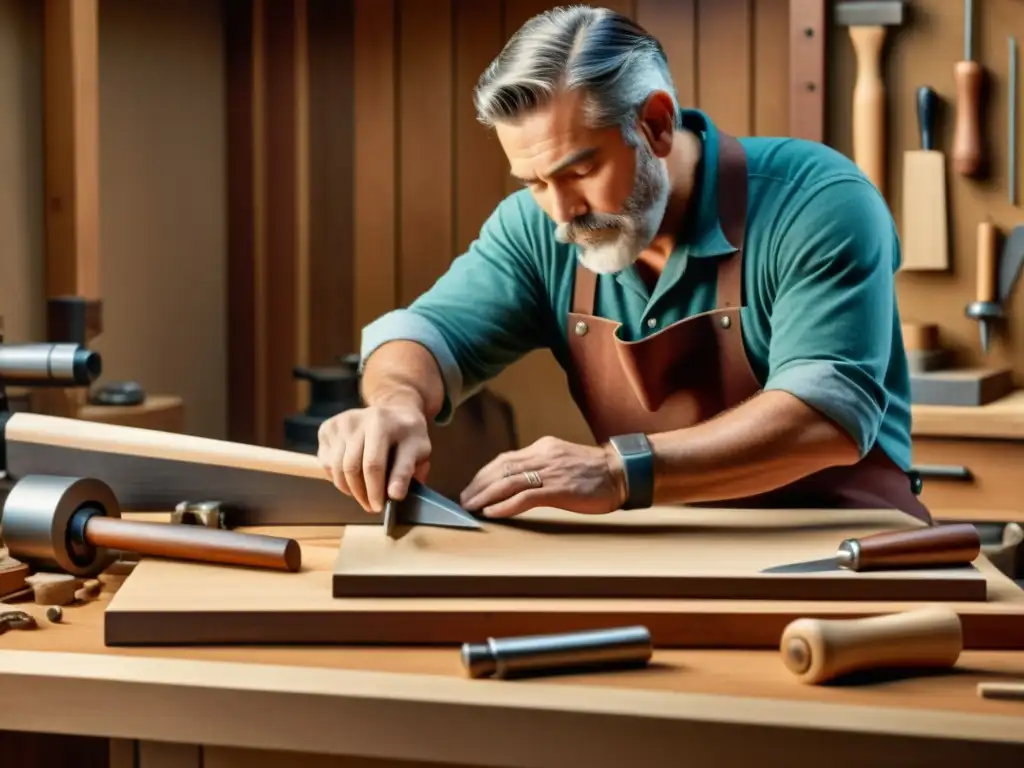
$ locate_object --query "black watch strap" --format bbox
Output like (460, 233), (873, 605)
(608, 433), (654, 510)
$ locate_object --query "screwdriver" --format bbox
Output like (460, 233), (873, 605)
(953, 0), (983, 176)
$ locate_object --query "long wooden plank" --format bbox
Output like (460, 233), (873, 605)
(635, 0), (696, 110)
(754, 0), (790, 137)
(104, 524), (1024, 649)
(330, 507), (986, 601)
(453, 0), (507, 254)
(398, 0), (454, 305)
(353, 0), (397, 331)
(788, 0), (825, 141)
(697, 0), (753, 136)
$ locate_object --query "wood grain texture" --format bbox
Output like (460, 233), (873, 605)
(912, 389), (1024, 440)
(635, 0), (696, 108)
(697, 0), (752, 137)
(754, 0), (790, 137)
(398, 0), (453, 307)
(103, 522), (1024, 649)
(788, 0), (824, 142)
(332, 507), (987, 601)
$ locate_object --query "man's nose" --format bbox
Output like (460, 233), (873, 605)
(552, 191), (586, 223)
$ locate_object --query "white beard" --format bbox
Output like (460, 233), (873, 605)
(556, 140), (671, 275)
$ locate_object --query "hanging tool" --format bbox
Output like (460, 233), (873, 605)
(1011, 36), (1018, 206)
(761, 523), (980, 574)
(966, 221), (1003, 354)
(780, 607), (963, 685)
(953, 0), (984, 176)
(835, 1), (906, 197)
(998, 227), (1024, 310)
(383, 477), (482, 539)
(900, 85), (949, 270)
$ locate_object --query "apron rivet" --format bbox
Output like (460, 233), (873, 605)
(574, 320), (589, 336)
(720, 316), (731, 329)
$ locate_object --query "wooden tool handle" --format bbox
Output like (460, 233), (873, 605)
(83, 517), (301, 572)
(953, 60), (984, 176)
(849, 25), (888, 195)
(780, 607), (963, 685)
(847, 523), (981, 570)
(977, 221), (999, 303)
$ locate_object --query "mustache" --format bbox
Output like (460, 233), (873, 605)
(555, 212), (628, 244)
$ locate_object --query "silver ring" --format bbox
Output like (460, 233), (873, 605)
(522, 470), (542, 488)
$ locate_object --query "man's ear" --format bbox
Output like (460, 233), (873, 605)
(637, 91), (675, 158)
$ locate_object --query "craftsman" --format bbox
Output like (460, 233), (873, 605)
(318, 5), (930, 524)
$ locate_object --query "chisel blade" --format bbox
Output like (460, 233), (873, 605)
(383, 477), (483, 538)
(761, 557), (846, 574)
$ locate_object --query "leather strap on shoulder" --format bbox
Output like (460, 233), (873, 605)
(571, 257), (597, 315)
(715, 132), (748, 309)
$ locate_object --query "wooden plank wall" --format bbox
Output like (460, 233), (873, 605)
(227, 0), (797, 447)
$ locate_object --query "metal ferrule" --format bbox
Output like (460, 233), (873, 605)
(835, 538), (861, 571)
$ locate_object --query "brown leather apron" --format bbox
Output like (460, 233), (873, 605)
(565, 132), (932, 525)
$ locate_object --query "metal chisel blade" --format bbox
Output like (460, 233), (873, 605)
(383, 477), (482, 538)
(760, 557), (842, 574)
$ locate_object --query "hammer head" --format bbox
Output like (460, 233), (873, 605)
(835, 1), (905, 27)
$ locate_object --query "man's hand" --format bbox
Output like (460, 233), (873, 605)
(459, 436), (627, 518)
(317, 404), (432, 513)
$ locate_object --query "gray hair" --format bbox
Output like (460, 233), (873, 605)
(473, 5), (678, 142)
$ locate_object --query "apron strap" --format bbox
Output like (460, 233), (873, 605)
(714, 132), (748, 309)
(571, 257), (597, 315)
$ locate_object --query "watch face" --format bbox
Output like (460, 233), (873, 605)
(614, 433), (650, 455)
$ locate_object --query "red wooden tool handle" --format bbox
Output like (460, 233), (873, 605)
(84, 517), (301, 572)
(852, 523), (981, 570)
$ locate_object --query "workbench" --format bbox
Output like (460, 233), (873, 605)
(0, 526), (1022, 768)
(912, 389), (1024, 524)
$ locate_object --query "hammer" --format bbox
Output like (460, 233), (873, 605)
(0, 475), (302, 577)
(836, 1), (906, 198)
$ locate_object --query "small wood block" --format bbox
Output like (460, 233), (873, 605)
(25, 573), (82, 606)
(911, 367), (1015, 406)
(978, 681), (1024, 701)
(0, 555), (29, 598)
(331, 507), (987, 602)
(900, 150), (949, 271)
(902, 321), (940, 352)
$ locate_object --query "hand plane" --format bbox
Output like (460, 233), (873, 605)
(382, 477), (482, 538)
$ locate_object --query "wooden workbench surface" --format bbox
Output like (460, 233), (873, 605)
(1, 529), (1023, 766)
(912, 388), (1024, 440)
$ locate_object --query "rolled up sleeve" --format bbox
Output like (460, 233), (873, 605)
(360, 193), (550, 424)
(763, 178), (898, 456)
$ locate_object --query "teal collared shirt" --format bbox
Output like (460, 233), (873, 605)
(361, 109), (915, 471)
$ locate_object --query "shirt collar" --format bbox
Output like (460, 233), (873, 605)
(676, 108), (738, 259)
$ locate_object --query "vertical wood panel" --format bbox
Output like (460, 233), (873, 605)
(43, 0), (100, 302)
(453, 0), (506, 254)
(308, 0), (355, 360)
(788, 0), (825, 142)
(753, 0), (789, 136)
(635, 0), (697, 109)
(262, 0), (308, 441)
(398, 0), (454, 306)
(225, 0), (258, 443)
(697, 0), (753, 136)
(353, 0), (396, 331)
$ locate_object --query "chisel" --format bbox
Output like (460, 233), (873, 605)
(953, 0), (984, 176)
(966, 221), (1003, 353)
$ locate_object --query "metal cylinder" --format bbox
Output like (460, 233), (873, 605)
(0, 343), (101, 386)
(1, 475), (121, 576)
(461, 625), (653, 680)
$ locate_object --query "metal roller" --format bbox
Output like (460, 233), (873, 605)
(1, 475), (121, 576)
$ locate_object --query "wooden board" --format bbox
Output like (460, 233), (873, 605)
(332, 507), (988, 602)
(102, 525), (1024, 649)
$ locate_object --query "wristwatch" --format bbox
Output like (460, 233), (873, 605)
(608, 433), (654, 510)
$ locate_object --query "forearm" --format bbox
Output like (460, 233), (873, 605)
(360, 341), (446, 420)
(647, 390), (861, 504)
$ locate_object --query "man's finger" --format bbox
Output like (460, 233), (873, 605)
(482, 488), (549, 519)
(460, 448), (537, 505)
(386, 439), (426, 501)
(361, 420), (389, 513)
(461, 471), (539, 512)
(342, 433), (369, 511)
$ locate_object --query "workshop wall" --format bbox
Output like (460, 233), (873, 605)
(830, 0), (1024, 381)
(0, 0), (227, 439)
